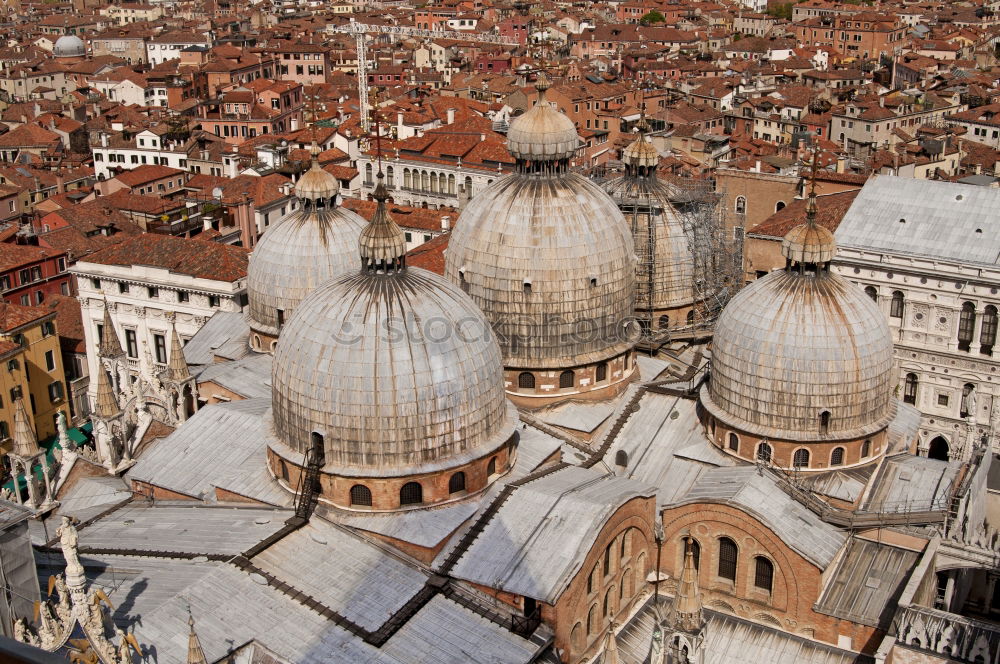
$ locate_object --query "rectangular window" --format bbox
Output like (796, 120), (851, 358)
(148, 286), (159, 298)
(154, 333), (167, 364)
(57, 258), (66, 272)
(19, 295), (28, 306)
(125, 329), (138, 359)
(41, 321), (54, 337)
(44, 350), (54, 372)
(29, 267), (40, 281)
(35, 290), (43, 304)
(18, 269), (29, 285)
(0, 276), (9, 291)
(938, 393), (949, 407)
(47, 381), (63, 402)
(208, 295), (220, 308)
(178, 291), (189, 303)
(60, 282), (68, 296)
(119, 282), (129, 294)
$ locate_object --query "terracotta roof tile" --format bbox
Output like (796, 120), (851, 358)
(79, 234), (249, 282)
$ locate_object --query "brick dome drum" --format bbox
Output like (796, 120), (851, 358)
(270, 267), (517, 477)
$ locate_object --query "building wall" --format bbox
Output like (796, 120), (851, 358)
(714, 169), (800, 241)
(659, 502), (877, 652)
(550, 494), (656, 663)
(356, 156), (506, 212)
(1, 254), (71, 308)
(834, 248), (1000, 461)
(72, 262), (246, 409)
(4, 313), (70, 440)
(0, 346), (30, 452)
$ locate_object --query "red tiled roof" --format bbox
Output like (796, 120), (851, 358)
(406, 232), (449, 275)
(748, 189), (860, 237)
(79, 234), (249, 282)
(0, 301), (52, 332)
(45, 293), (84, 354)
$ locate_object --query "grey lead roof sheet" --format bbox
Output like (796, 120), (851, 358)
(448, 465), (655, 603)
(815, 537), (921, 628)
(252, 519), (428, 632)
(862, 453), (960, 512)
(196, 353), (273, 400)
(682, 466), (847, 568)
(182, 310), (250, 366)
(53, 475), (131, 523)
(835, 175), (1000, 265)
(77, 503), (290, 556)
(127, 399), (292, 507)
(88, 554), (539, 664)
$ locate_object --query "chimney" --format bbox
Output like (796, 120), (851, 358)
(56, 175), (64, 194)
(100, 132), (108, 148)
(480, 133), (485, 141)
(836, 156), (846, 173)
(879, 96), (885, 108)
(441, 215), (451, 231)
(754, 159), (761, 172)
(32, 102), (40, 118)
(446, 107), (456, 124)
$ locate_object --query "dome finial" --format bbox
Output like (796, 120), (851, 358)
(535, 72), (550, 100)
(359, 172), (407, 273)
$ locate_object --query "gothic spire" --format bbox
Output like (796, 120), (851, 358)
(599, 623), (621, 664)
(94, 366), (120, 420)
(100, 303), (124, 359)
(167, 325), (190, 381)
(10, 396), (39, 458)
(674, 540), (703, 632)
(187, 611), (208, 664)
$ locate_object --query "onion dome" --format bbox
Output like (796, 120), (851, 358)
(602, 123), (698, 317)
(506, 75), (579, 163)
(53, 35), (85, 58)
(246, 144), (365, 348)
(703, 193), (895, 441)
(271, 177), (516, 479)
(445, 80), (636, 371)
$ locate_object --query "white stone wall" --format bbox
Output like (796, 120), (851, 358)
(357, 155), (505, 211)
(835, 247), (1000, 461)
(71, 262), (246, 409)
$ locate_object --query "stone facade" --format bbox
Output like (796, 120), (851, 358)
(834, 247), (1000, 462)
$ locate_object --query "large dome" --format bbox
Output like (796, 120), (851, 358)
(703, 222), (895, 442)
(271, 179), (516, 480)
(246, 157), (365, 349)
(446, 173), (636, 368)
(53, 35), (85, 58)
(603, 128), (698, 319)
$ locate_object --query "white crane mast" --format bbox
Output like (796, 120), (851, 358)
(327, 21), (520, 132)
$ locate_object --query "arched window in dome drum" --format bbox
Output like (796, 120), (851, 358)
(686, 310), (696, 325)
(658, 314), (669, 329)
(718, 537), (737, 582)
(831, 447), (845, 466)
(279, 459), (289, 481)
(959, 302), (976, 352)
(399, 482), (423, 506)
(756, 442), (772, 463)
(615, 449), (628, 468)
(862, 439), (872, 458)
(735, 196), (746, 214)
(904, 373), (918, 405)
(793, 448), (810, 469)
(981, 305), (998, 355)
(596, 362), (608, 382)
(350, 484), (372, 507)
(864, 286), (878, 302)
(890, 291), (904, 318)
(487, 456), (497, 477)
(754, 557), (774, 592)
(448, 472), (466, 494)
(727, 432), (739, 452)
(560, 370), (575, 388)
(518, 372), (535, 389)
(819, 411), (830, 435)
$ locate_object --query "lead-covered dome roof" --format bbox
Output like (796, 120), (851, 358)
(53, 35), (85, 58)
(506, 75), (579, 162)
(446, 173), (636, 368)
(247, 154), (364, 338)
(702, 211), (895, 441)
(271, 181), (515, 476)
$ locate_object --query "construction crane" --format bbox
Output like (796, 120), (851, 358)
(327, 20), (520, 132)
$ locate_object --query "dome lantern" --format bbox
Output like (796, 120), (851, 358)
(505, 74), (580, 173)
(781, 192), (837, 270)
(621, 119), (660, 177)
(359, 173), (407, 274)
(294, 142), (340, 206)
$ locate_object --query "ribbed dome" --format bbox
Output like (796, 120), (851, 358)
(620, 129), (659, 169)
(704, 268), (895, 441)
(782, 221), (836, 265)
(53, 35), (85, 58)
(270, 267), (516, 476)
(295, 158), (339, 200)
(246, 202), (365, 337)
(603, 151), (697, 313)
(506, 76), (579, 162)
(446, 173), (636, 368)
